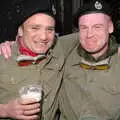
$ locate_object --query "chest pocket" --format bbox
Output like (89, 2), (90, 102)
(0, 65), (41, 94)
(90, 71), (120, 95)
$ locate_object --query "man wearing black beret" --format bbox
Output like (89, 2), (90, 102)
(57, 0), (120, 120)
(0, 0), (65, 120)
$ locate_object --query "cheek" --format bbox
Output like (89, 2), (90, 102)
(48, 33), (55, 42)
(23, 31), (35, 41)
(79, 31), (86, 38)
(93, 35), (108, 49)
(23, 37), (33, 49)
(48, 38), (54, 47)
(23, 34), (36, 48)
(96, 28), (109, 37)
(79, 33), (87, 45)
(97, 32), (109, 43)
(99, 37), (108, 46)
(27, 32), (40, 42)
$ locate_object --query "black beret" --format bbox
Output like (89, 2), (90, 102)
(74, 0), (112, 28)
(7, 0), (55, 27)
(0, 0), (55, 43)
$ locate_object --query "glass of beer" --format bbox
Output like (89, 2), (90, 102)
(19, 84), (42, 102)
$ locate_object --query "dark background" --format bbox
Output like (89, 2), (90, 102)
(1, 0), (120, 42)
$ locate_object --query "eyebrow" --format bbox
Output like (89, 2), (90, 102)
(94, 24), (104, 26)
(28, 24), (55, 28)
(79, 23), (104, 27)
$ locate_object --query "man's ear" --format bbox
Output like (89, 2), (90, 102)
(18, 26), (23, 36)
(108, 20), (114, 34)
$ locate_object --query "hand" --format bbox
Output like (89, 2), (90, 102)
(0, 41), (14, 59)
(4, 98), (40, 120)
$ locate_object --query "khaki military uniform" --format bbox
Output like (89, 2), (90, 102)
(0, 39), (64, 120)
(58, 33), (120, 120)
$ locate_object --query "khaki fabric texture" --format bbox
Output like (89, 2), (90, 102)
(58, 33), (120, 120)
(0, 39), (64, 120)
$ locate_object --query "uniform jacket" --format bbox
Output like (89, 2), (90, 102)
(58, 33), (120, 120)
(0, 39), (65, 120)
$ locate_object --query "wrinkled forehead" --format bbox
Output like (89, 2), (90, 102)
(79, 13), (109, 25)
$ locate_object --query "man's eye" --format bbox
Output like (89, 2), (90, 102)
(48, 27), (55, 31)
(80, 26), (87, 30)
(95, 25), (103, 29)
(47, 28), (55, 32)
(31, 27), (39, 30)
(96, 26), (101, 28)
(31, 27), (40, 30)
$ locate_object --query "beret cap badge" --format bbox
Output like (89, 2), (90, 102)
(94, 1), (103, 10)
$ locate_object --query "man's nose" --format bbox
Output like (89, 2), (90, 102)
(87, 28), (94, 38)
(39, 30), (47, 40)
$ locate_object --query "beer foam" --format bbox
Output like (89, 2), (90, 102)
(21, 91), (42, 102)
